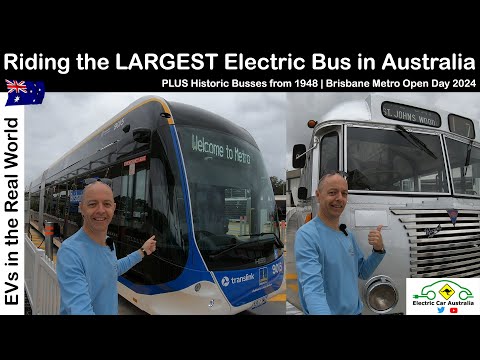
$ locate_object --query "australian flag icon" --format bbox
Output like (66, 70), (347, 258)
(5, 80), (45, 106)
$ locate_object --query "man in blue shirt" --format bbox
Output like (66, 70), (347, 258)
(56, 180), (157, 315)
(294, 171), (385, 315)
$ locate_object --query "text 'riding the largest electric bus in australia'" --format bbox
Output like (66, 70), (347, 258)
(28, 95), (284, 314)
(287, 94), (480, 315)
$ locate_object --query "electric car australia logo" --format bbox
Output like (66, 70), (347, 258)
(221, 276), (230, 287)
(406, 278), (480, 315)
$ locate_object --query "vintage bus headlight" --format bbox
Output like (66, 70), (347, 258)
(363, 275), (398, 314)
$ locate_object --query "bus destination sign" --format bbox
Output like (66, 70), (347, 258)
(381, 101), (441, 128)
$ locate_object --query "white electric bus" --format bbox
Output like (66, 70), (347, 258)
(27, 95), (284, 315)
(287, 94), (480, 315)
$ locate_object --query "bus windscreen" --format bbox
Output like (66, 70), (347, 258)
(177, 126), (280, 270)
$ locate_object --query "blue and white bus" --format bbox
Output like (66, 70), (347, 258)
(28, 95), (284, 314)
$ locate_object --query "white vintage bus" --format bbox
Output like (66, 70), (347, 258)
(287, 94), (480, 315)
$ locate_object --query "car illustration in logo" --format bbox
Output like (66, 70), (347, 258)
(413, 280), (473, 300)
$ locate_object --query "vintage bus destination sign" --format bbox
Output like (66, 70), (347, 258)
(381, 101), (441, 128)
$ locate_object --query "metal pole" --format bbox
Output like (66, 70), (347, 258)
(44, 221), (55, 260)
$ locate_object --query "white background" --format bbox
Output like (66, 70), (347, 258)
(0, 94), (24, 315)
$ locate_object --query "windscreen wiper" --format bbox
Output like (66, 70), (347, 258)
(464, 140), (473, 176)
(241, 232), (284, 248)
(396, 125), (437, 159)
(209, 233), (283, 260)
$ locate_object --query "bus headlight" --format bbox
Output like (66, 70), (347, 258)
(363, 275), (398, 314)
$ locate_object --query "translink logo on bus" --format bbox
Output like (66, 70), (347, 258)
(221, 273), (255, 287)
(220, 262), (283, 287)
(406, 278), (480, 315)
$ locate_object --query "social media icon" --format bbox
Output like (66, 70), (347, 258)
(437, 307), (445, 314)
(450, 307), (458, 314)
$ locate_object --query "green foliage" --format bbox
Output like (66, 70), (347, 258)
(270, 176), (286, 195)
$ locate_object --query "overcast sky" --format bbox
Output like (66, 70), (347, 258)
(286, 92), (480, 171)
(25, 92), (287, 186)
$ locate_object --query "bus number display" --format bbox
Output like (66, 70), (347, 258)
(381, 101), (441, 128)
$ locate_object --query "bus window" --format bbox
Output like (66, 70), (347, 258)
(134, 169), (147, 220)
(347, 127), (447, 193)
(43, 186), (53, 217)
(121, 170), (134, 221)
(193, 184), (241, 238)
(445, 138), (480, 196)
(30, 190), (40, 224)
(448, 114), (475, 139)
(177, 125), (279, 271)
(31, 191), (40, 212)
(225, 188), (249, 230)
(319, 131), (339, 176)
(57, 183), (68, 220)
(111, 125), (192, 285)
(121, 160), (148, 222)
(46, 186), (56, 217)
(120, 158), (148, 224)
(67, 180), (83, 236)
(148, 155), (188, 264)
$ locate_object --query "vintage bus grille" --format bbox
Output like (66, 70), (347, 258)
(391, 209), (480, 278)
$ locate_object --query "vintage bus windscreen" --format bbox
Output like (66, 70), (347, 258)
(177, 126), (280, 270)
(343, 126), (480, 196)
(345, 127), (448, 193)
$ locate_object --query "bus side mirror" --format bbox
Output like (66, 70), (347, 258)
(292, 144), (306, 168)
(298, 187), (307, 200)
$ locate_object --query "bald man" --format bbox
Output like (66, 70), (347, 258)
(294, 172), (385, 315)
(57, 180), (157, 315)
